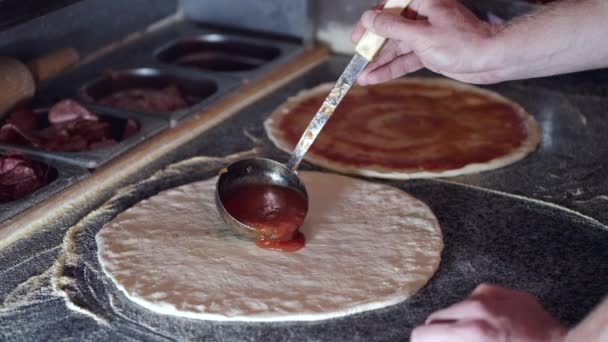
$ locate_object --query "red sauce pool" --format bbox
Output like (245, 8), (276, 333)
(221, 183), (307, 252)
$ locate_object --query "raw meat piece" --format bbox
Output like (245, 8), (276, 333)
(98, 85), (189, 113)
(48, 99), (97, 123)
(0, 152), (50, 203)
(0, 100), (138, 152)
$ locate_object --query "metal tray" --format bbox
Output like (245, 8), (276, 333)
(79, 67), (240, 126)
(156, 33), (281, 71)
(0, 147), (88, 224)
(0, 103), (167, 168)
(34, 21), (302, 128)
(0, 20), (306, 225)
(21, 21), (303, 167)
(155, 31), (303, 81)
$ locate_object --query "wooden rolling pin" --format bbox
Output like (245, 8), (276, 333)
(0, 48), (79, 116)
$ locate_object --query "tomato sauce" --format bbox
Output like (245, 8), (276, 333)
(278, 83), (530, 171)
(221, 183), (307, 252)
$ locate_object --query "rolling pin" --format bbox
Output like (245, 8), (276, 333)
(0, 48), (79, 117)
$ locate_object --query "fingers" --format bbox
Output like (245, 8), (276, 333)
(364, 40), (406, 73)
(469, 283), (512, 299)
(425, 284), (521, 320)
(425, 298), (493, 325)
(358, 53), (423, 85)
(352, 0), (387, 43)
(360, 10), (429, 43)
(351, 21), (366, 43)
(412, 320), (499, 342)
(413, 284), (563, 341)
(424, 284), (512, 325)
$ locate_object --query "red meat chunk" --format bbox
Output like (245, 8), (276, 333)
(0, 100), (138, 152)
(0, 152), (50, 203)
(98, 85), (189, 113)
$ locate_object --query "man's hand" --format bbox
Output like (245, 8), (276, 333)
(352, 0), (608, 85)
(411, 284), (566, 342)
(352, 0), (503, 85)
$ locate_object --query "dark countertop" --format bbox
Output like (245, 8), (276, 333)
(1, 56), (608, 341)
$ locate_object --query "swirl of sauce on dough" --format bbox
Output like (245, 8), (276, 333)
(278, 83), (530, 171)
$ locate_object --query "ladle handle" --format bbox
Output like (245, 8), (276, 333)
(355, 0), (413, 61)
(286, 0), (411, 171)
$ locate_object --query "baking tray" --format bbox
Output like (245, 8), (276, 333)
(156, 34), (281, 71)
(0, 103), (167, 168)
(154, 31), (301, 80)
(79, 67), (240, 127)
(0, 147), (88, 224)
(0, 20), (306, 223)
(35, 20), (304, 126)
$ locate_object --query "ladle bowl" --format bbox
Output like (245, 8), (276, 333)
(215, 157), (308, 239)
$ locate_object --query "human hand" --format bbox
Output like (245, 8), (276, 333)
(351, 0), (504, 85)
(411, 284), (566, 342)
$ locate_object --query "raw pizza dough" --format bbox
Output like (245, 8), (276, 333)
(96, 171), (443, 322)
(265, 77), (541, 179)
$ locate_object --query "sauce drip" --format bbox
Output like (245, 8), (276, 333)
(222, 183), (307, 252)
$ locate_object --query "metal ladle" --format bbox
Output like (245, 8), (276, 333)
(216, 0), (412, 239)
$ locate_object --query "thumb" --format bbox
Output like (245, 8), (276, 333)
(360, 10), (427, 44)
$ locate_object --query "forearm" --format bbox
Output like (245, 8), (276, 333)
(486, 0), (608, 82)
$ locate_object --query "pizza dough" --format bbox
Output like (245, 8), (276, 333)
(96, 171), (443, 322)
(265, 77), (541, 179)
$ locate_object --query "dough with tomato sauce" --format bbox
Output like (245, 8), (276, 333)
(265, 77), (540, 179)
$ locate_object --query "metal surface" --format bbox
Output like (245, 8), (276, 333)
(35, 21), (303, 119)
(22, 21), (303, 167)
(0, 147), (88, 223)
(287, 53), (368, 170)
(0, 0), (176, 60)
(216, 157), (308, 239)
(180, 0), (312, 43)
(156, 34), (281, 72)
(153, 30), (303, 81)
(0, 0), (79, 31)
(0, 19), (307, 227)
(79, 67), (238, 125)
